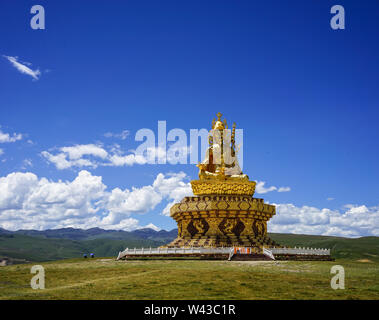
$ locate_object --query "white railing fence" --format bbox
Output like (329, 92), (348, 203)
(117, 247), (233, 260)
(117, 246), (331, 260)
(269, 247), (330, 256)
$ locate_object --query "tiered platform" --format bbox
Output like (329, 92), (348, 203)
(165, 195), (279, 248)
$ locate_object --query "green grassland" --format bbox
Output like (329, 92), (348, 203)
(1, 258), (378, 300)
(1, 230), (378, 300)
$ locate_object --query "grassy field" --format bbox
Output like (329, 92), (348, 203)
(1, 258), (378, 300)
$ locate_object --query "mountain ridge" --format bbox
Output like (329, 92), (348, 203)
(0, 226), (177, 241)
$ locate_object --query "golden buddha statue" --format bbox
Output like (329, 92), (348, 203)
(191, 113), (255, 196)
(197, 112), (248, 181)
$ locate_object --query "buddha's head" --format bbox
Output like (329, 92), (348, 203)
(214, 120), (224, 130)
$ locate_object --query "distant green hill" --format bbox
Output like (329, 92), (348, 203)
(1, 227), (378, 262)
(0, 227), (177, 242)
(0, 233), (165, 263)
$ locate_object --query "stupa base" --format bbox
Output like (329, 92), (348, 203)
(167, 195), (279, 249)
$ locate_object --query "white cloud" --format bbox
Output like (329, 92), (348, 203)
(61, 144), (108, 160)
(41, 144), (108, 169)
(104, 130), (130, 140)
(42, 143), (150, 169)
(41, 141), (195, 170)
(327, 197), (335, 201)
(21, 159), (33, 169)
(41, 150), (97, 170)
(109, 154), (147, 166)
(0, 149), (3, 156)
(0, 169), (377, 237)
(0, 170), (192, 231)
(152, 172), (193, 216)
(140, 223), (161, 231)
(255, 181), (277, 194)
(255, 181), (291, 194)
(0, 129), (23, 143)
(255, 181), (278, 194)
(269, 203), (379, 237)
(3, 55), (41, 80)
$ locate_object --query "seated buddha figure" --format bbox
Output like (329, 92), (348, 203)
(197, 113), (248, 181)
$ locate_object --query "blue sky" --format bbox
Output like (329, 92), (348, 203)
(0, 0), (378, 236)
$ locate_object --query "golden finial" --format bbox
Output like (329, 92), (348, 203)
(213, 112), (226, 130)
